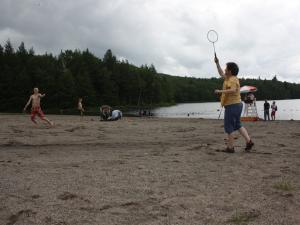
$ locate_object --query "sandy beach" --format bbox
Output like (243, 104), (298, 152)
(0, 114), (299, 225)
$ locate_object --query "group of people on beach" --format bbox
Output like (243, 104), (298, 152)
(23, 88), (122, 127)
(78, 98), (123, 121)
(243, 92), (278, 120)
(23, 55), (255, 153)
(264, 100), (278, 121)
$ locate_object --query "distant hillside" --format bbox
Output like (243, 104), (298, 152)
(159, 73), (300, 103)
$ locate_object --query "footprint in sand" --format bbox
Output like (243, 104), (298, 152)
(57, 192), (91, 204)
(70, 163), (80, 168)
(277, 143), (286, 147)
(206, 152), (216, 155)
(65, 126), (85, 132)
(80, 205), (112, 213)
(79, 207), (97, 213)
(3, 140), (24, 147)
(31, 194), (40, 199)
(291, 132), (300, 137)
(186, 144), (210, 151)
(6, 209), (36, 225)
(12, 128), (24, 134)
(120, 201), (140, 207)
(57, 192), (78, 200)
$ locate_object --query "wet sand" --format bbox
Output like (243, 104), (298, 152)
(0, 114), (299, 225)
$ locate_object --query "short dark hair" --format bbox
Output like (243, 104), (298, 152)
(226, 62), (239, 76)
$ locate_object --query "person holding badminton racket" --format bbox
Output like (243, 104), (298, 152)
(214, 54), (254, 153)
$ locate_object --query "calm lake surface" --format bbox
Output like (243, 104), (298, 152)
(152, 99), (300, 120)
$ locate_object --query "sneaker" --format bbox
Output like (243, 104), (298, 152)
(245, 140), (254, 152)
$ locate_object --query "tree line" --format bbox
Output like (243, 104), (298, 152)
(1, 40), (300, 113)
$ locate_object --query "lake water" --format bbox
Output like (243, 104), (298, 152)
(152, 99), (300, 120)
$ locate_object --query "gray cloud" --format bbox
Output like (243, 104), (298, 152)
(1, 0), (300, 82)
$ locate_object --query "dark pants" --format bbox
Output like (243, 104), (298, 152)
(264, 110), (270, 121)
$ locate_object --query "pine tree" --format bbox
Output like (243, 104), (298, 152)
(103, 49), (116, 70)
(4, 40), (14, 55)
(17, 42), (28, 55)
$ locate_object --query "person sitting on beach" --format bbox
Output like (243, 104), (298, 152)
(23, 87), (53, 126)
(108, 110), (122, 121)
(214, 54), (254, 153)
(271, 101), (277, 120)
(100, 105), (111, 121)
(78, 97), (84, 117)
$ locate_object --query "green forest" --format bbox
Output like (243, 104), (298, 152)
(1, 40), (300, 113)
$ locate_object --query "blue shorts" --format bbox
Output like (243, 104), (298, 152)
(224, 102), (243, 134)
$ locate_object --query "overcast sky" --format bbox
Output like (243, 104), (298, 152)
(1, 0), (300, 82)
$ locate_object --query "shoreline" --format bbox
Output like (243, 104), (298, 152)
(0, 113), (298, 121)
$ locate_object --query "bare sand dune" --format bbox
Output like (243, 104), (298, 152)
(0, 114), (299, 225)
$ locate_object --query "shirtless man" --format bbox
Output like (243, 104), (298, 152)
(23, 87), (53, 126)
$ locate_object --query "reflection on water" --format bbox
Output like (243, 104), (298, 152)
(152, 99), (300, 120)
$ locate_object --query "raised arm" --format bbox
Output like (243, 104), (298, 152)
(23, 96), (32, 111)
(214, 53), (225, 78)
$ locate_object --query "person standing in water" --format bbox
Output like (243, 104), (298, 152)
(214, 54), (254, 153)
(23, 87), (53, 126)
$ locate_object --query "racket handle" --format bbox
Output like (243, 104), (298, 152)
(214, 52), (219, 64)
(213, 43), (216, 55)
